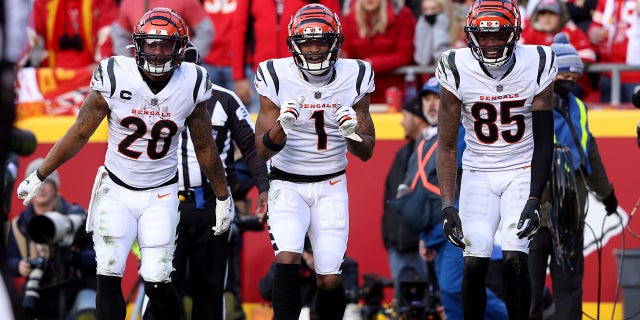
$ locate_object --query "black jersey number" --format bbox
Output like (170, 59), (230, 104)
(118, 116), (179, 159)
(310, 110), (328, 150)
(471, 99), (526, 144)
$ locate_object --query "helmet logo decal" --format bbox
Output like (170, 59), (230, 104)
(479, 21), (500, 28)
(303, 27), (324, 34)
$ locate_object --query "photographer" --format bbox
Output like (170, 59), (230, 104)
(6, 158), (96, 319)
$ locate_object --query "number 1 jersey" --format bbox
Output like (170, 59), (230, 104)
(255, 57), (375, 176)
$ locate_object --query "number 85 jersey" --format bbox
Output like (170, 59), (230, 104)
(436, 44), (557, 171)
(90, 56), (212, 188)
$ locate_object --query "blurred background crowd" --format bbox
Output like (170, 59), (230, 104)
(2, 0), (639, 319)
(11, 0), (640, 121)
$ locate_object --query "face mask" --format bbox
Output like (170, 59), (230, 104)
(424, 14), (438, 25)
(554, 79), (574, 98)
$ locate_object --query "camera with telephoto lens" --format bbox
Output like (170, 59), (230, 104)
(27, 211), (86, 246)
(397, 281), (441, 319)
(22, 256), (47, 311)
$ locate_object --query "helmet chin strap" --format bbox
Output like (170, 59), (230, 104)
(482, 47), (511, 67)
(143, 60), (174, 76)
(297, 52), (333, 75)
(305, 61), (331, 75)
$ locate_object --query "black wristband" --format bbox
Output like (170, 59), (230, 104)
(263, 129), (285, 152)
(35, 169), (46, 181)
(217, 194), (229, 201)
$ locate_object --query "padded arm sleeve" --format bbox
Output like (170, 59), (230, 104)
(530, 109), (554, 199)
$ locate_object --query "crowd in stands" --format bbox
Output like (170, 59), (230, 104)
(5, 1), (638, 319)
(14, 0), (640, 111)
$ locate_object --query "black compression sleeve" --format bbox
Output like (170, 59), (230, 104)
(529, 109), (554, 199)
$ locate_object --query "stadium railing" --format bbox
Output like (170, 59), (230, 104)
(392, 63), (640, 106)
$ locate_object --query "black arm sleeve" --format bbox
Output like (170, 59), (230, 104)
(228, 99), (269, 193)
(529, 109), (554, 199)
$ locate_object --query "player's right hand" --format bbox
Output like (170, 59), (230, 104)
(277, 96), (304, 135)
(335, 104), (362, 141)
(17, 170), (44, 206)
(442, 206), (465, 250)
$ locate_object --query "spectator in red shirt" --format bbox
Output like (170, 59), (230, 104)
(230, 0), (342, 112)
(201, 0), (238, 91)
(587, 0), (640, 103)
(28, 0), (117, 69)
(111, 0), (214, 59)
(341, 0), (416, 104)
(520, 0), (597, 99)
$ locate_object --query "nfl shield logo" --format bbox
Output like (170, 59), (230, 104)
(496, 84), (503, 92)
(314, 91), (321, 99)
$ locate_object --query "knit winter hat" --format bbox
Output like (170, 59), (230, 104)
(550, 33), (583, 76)
(401, 97), (428, 123)
(535, 0), (561, 15)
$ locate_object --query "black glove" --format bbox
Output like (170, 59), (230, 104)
(603, 189), (618, 216)
(517, 199), (541, 240)
(442, 206), (465, 250)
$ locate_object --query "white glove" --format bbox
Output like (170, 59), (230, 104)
(17, 170), (45, 206)
(212, 196), (233, 235)
(277, 96), (304, 135)
(335, 104), (362, 142)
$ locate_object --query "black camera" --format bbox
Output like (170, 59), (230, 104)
(397, 281), (441, 320)
(59, 33), (84, 51)
(27, 212), (85, 245)
(22, 256), (47, 310)
(357, 273), (393, 319)
(9, 127), (37, 156)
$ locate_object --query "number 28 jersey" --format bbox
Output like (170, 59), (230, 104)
(255, 57), (375, 176)
(436, 44), (557, 171)
(90, 56), (212, 188)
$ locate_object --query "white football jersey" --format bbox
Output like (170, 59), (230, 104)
(437, 44), (557, 171)
(90, 56), (213, 188)
(255, 58), (375, 176)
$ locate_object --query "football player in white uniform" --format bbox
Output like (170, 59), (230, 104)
(254, 4), (375, 320)
(16, 8), (231, 320)
(436, 0), (556, 318)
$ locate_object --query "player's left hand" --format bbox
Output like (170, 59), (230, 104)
(213, 195), (233, 235)
(17, 170), (45, 206)
(442, 206), (465, 250)
(517, 198), (541, 240)
(335, 104), (362, 142)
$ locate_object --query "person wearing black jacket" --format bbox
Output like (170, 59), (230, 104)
(171, 44), (269, 320)
(528, 34), (618, 320)
(7, 159), (96, 320)
(382, 94), (430, 302)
